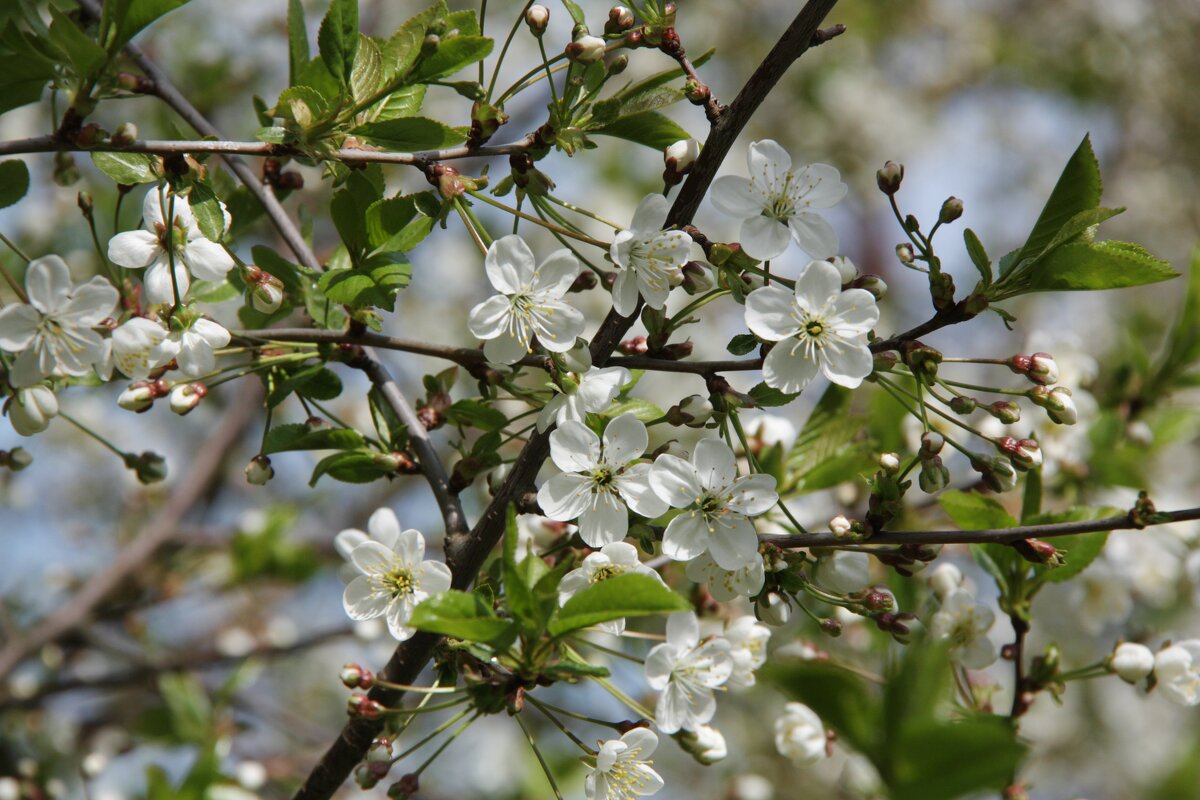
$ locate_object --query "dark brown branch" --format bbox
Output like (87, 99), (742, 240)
(760, 505), (1200, 548)
(0, 382), (263, 680)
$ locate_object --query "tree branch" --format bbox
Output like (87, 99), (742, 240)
(760, 505), (1200, 548)
(0, 381), (263, 681)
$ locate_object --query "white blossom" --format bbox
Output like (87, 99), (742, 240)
(745, 260), (879, 393)
(537, 414), (668, 547)
(339, 509), (452, 641)
(1110, 642), (1155, 684)
(724, 615), (771, 688)
(557, 542), (664, 634)
(537, 366), (631, 432)
(814, 550), (870, 594)
(650, 439), (778, 569)
(109, 315), (231, 379)
(0, 255), (117, 386)
(1066, 558), (1132, 634)
(7, 385), (58, 436)
(1154, 640), (1200, 706)
(168, 318), (232, 377)
(108, 186), (233, 305)
(679, 724), (727, 764)
(609, 194), (691, 316)
(685, 551), (765, 601)
(585, 728), (664, 800)
(929, 589), (997, 669)
(644, 612), (733, 733)
(710, 139), (846, 261)
(774, 702), (826, 767)
(467, 235), (584, 364)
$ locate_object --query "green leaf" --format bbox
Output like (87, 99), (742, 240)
(748, 382), (799, 408)
(890, 716), (1026, 800)
(317, 0), (359, 84)
(963, 228), (992, 286)
(447, 399), (507, 431)
(0, 160), (30, 209)
(591, 49), (715, 126)
(276, 85), (332, 128)
(938, 489), (1017, 529)
(112, 0), (192, 49)
(318, 255), (412, 311)
(353, 117), (468, 151)
(548, 573), (690, 637)
(187, 182), (225, 241)
(1025, 507), (1117, 583)
(0, 54), (56, 116)
(329, 170), (381, 259)
(764, 661), (879, 757)
(308, 449), (394, 485)
(266, 364), (343, 407)
(1022, 239), (1177, 293)
(1014, 134), (1102, 265)
(591, 111), (692, 151)
(157, 672), (212, 744)
(560, 0), (586, 25)
(287, 0), (309, 85)
(48, 7), (107, 77)
(350, 34), (383, 104)
(409, 590), (516, 643)
(262, 423), (365, 455)
(598, 398), (663, 422)
(503, 504), (556, 635)
(726, 334), (759, 356)
(412, 35), (494, 82)
(387, 1), (449, 79)
(373, 84), (427, 121)
(90, 152), (159, 184)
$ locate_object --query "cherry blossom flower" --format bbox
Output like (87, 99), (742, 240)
(650, 439), (778, 569)
(557, 542), (664, 634)
(0, 255), (117, 386)
(110, 317), (174, 380)
(684, 551), (765, 601)
(724, 616), (771, 688)
(585, 728), (664, 800)
(929, 589), (997, 669)
(1154, 640), (1200, 706)
(339, 509), (452, 641)
(644, 611), (733, 734)
(774, 702), (826, 766)
(745, 260), (879, 393)
(536, 366), (631, 432)
(609, 194), (692, 316)
(710, 139), (846, 261)
(467, 235), (584, 364)
(814, 550), (870, 594)
(108, 186), (233, 305)
(537, 414), (668, 547)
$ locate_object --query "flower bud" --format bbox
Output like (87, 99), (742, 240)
(524, 4), (550, 34)
(928, 562), (963, 600)
(249, 271), (286, 314)
(918, 456), (949, 493)
(565, 34), (606, 64)
(820, 618), (843, 637)
(996, 437), (1042, 471)
(390, 774), (420, 799)
(852, 274), (887, 300)
(938, 196), (964, 224)
(872, 351), (899, 373)
(125, 451), (168, 484)
(666, 394), (714, 428)
(77, 191), (94, 218)
(619, 335), (649, 355)
(986, 400), (1021, 425)
(355, 764), (380, 790)
(367, 738), (393, 764)
(828, 514), (853, 538)
(605, 5), (636, 34)
(347, 695), (384, 719)
(949, 395), (977, 414)
(757, 591), (791, 626)
(659, 340), (693, 360)
(169, 383), (207, 415)
(829, 255), (857, 284)
(972, 455), (1017, 492)
(1009, 352), (1058, 385)
(761, 543), (787, 573)
(1031, 386), (1076, 425)
(876, 161), (904, 195)
(862, 588), (895, 612)
(118, 381), (157, 412)
(679, 725), (727, 765)
(1109, 642), (1154, 684)
(919, 431), (944, 456)
(664, 138), (700, 174)
(895, 242), (915, 263)
(878, 452), (901, 473)
(245, 454), (274, 485)
(607, 53), (629, 75)
(8, 386), (58, 436)
(1011, 538), (1061, 566)
(112, 122), (138, 146)
(1, 447), (33, 471)
(680, 261), (714, 294)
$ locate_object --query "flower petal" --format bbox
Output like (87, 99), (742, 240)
(183, 238), (235, 281)
(549, 420), (601, 471)
(616, 463), (670, 519)
(709, 176), (761, 218)
(602, 413), (648, 466)
(706, 515), (761, 570)
(630, 193), (670, 235)
(793, 259), (842, 307)
(830, 288), (880, 335)
(483, 331), (527, 365)
(611, 267), (640, 317)
(577, 491), (628, 547)
(531, 301), (585, 351)
(531, 249), (581, 297)
(744, 284), (800, 341)
(394, 528), (425, 566)
(796, 163), (847, 208)
(748, 139), (793, 184)
(350, 540), (395, 574)
(763, 338), (819, 394)
(666, 610), (700, 648)
(0, 304), (39, 351)
(788, 212), (838, 259)
(142, 260), (191, 306)
(537, 473), (594, 522)
(649, 454), (701, 507)
(417, 560), (452, 594)
(819, 335), (874, 389)
(25, 256), (73, 313)
(485, 234), (535, 293)
(190, 318), (231, 347)
(661, 512), (711, 562)
(60, 277), (118, 326)
(692, 438), (737, 492)
(468, 294), (514, 340)
(726, 473), (779, 516)
(343, 575), (389, 620)
(107, 230), (161, 269)
(739, 215), (791, 261)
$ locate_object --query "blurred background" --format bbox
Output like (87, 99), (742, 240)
(1, 0), (1198, 798)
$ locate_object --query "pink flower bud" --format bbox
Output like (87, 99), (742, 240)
(524, 5), (549, 35)
(876, 161), (904, 195)
(565, 34), (606, 64)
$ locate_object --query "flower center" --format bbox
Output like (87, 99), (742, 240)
(805, 320), (824, 337)
(591, 465), (616, 489)
(370, 559), (418, 599)
(590, 563), (627, 583)
(604, 758), (655, 800)
(698, 492), (727, 516)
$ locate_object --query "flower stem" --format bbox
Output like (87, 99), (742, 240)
(470, 191), (609, 248)
(527, 696), (597, 754)
(544, 193), (623, 229)
(570, 636), (646, 665)
(516, 712), (566, 800)
(58, 411), (127, 457)
(411, 711), (480, 777)
(389, 708), (471, 764)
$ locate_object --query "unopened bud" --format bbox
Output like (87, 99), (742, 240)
(972, 455), (1018, 492)
(757, 591), (791, 626)
(667, 394), (714, 428)
(918, 456), (949, 493)
(828, 514), (853, 538)
(569, 271), (598, 292)
(996, 437), (1042, 471)
(949, 395), (977, 414)
(1042, 386), (1077, 425)
(367, 738), (393, 764)
(680, 261), (714, 294)
(125, 450), (168, 484)
(606, 5), (636, 34)
(1009, 352), (1058, 385)
(169, 382), (207, 415)
(8, 386), (58, 436)
(852, 274), (887, 300)
(878, 452), (900, 473)
(664, 138), (700, 175)
(919, 431), (944, 456)
(938, 196), (964, 224)
(1011, 537), (1060, 566)
(247, 268), (285, 313)
(390, 774), (420, 799)
(524, 4), (550, 35)
(862, 588), (895, 612)
(566, 34), (606, 64)
(678, 725), (727, 765)
(872, 351), (899, 373)
(659, 340), (693, 360)
(1109, 642), (1154, 684)
(876, 161), (904, 195)
(619, 335), (649, 355)
(355, 764), (380, 790)
(348, 695), (384, 719)
(986, 400), (1021, 425)
(112, 122), (138, 146)
(245, 454), (275, 485)
(895, 243), (915, 263)
(77, 191), (94, 217)
(1, 447), (33, 471)
(820, 618), (843, 637)
(118, 381), (157, 412)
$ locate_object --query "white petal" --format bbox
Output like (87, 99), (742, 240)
(367, 508), (402, 550)
(183, 238), (235, 281)
(350, 540), (394, 574)
(190, 318), (231, 348)
(60, 277), (118, 325)
(108, 229), (161, 269)
(649, 454), (701, 507)
(394, 528), (426, 566)
(748, 139), (793, 183)
(796, 163), (847, 208)
(531, 249), (581, 298)
(661, 512), (711, 562)
(616, 463), (669, 519)
(644, 644), (679, 691)
(763, 339), (819, 394)
(819, 335), (874, 389)
(788, 212), (838, 259)
(334, 529), (369, 561)
(537, 473), (594, 522)
(692, 438), (737, 492)
(343, 576), (388, 620)
(468, 295), (514, 340)
(531, 301), (585, 352)
(602, 413), (648, 466)
(612, 267), (640, 317)
(794, 260), (842, 306)
(0, 304), (39, 351)
(707, 515), (761, 570)
(485, 234), (535, 293)
(142, 260), (191, 305)
(576, 367), (630, 413)
(621, 726), (660, 759)
(385, 596), (417, 640)
(549, 420), (601, 471)
(630, 193), (670, 235)
(709, 176), (762, 218)
(175, 333), (214, 377)
(830, 288), (880, 335)
(655, 682), (690, 733)
(739, 215), (791, 261)
(9, 349), (45, 388)
(417, 560), (452, 594)
(726, 473), (778, 516)
(25, 256), (73, 313)
(578, 491), (628, 547)
(483, 331), (527, 365)
(610, 229), (635, 270)
(666, 611), (700, 648)
(744, 284), (800, 341)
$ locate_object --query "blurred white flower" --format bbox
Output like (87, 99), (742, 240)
(1153, 640), (1200, 706)
(586, 728), (664, 800)
(680, 724), (727, 764)
(774, 702), (826, 766)
(929, 589), (997, 669)
(1065, 558), (1133, 634)
(745, 260), (878, 393)
(685, 551), (766, 601)
(645, 612), (733, 733)
(725, 615), (771, 687)
(1110, 642), (1155, 683)
(557, 542), (664, 634)
(711, 139), (845, 260)
(610, 193), (691, 316)
(814, 550), (870, 594)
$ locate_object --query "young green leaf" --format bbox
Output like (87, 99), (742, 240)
(938, 489), (1018, 529)
(287, 0), (309, 85)
(962, 228), (992, 287)
(411, 35), (494, 83)
(317, 256), (412, 311)
(409, 590), (516, 643)
(91, 152), (159, 184)
(548, 573), (690, 637)
(112, 0), (192, 50)
(0, 160), (30, 209)
(317, 0), (359, 85)
(1013, 134), (1102, 265)
(187, 182), (225, 242)
(352, 117), (467, 151)
(591, 111), (692, 151)
(261, 423), (365, 455)
(308, 450), (394, 485)
(1022, 240), (1177, 293)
